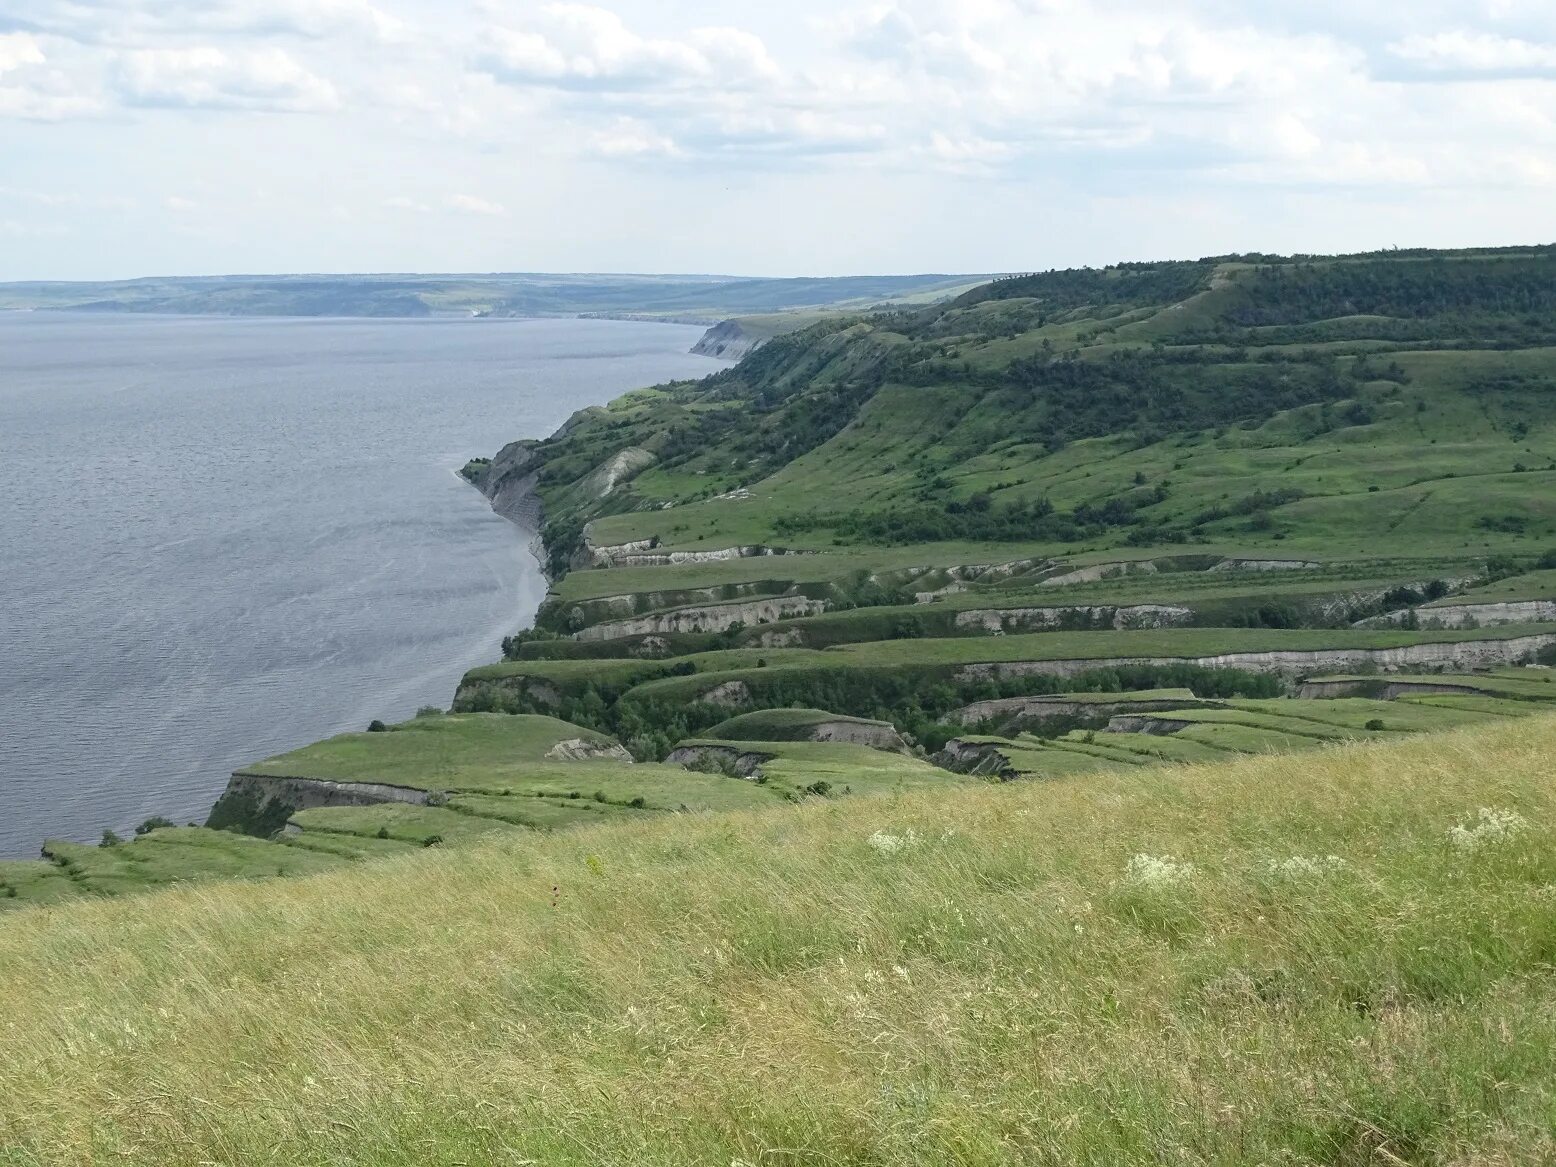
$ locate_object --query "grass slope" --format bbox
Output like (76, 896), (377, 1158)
(240, 712), (618, 788)
(4, 719), (1556, 1163)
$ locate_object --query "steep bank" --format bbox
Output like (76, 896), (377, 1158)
(691, 318), (763, 359)
(688, 312), (837, 360)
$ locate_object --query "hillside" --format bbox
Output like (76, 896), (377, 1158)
(479, 245), (1556, 568)
(4, 718), (1555, 1162)
(448, 246), (1556, 756)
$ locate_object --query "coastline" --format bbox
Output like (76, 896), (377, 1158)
(190, 447), (558, 840)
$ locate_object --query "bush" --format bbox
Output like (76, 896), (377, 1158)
(1365, 719), (1386, 731)
(100, 829), (123, 848)
(367, 719), (388, 733)
(135, 816), (176, 836)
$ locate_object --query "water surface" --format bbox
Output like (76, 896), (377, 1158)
(0, 313), (714, 856)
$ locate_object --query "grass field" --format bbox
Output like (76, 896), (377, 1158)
(5, 718), (1556, 1163)
(704, 707), (904, 742)
(240, 711), (621, 788)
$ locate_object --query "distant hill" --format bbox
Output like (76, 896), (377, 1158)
(0, 271), (989, 320)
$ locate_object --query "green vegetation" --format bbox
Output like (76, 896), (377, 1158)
(486, 247), (1556, 575)
(6, 719), (1556, 1162)
(706, 707), (902, 741)
(238, 711), (621, 786)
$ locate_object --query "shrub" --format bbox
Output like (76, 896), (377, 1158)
(367, 720), (387, 733)
(100, 829), (123, 848)
(135, 816), (175, 836)
(1365, 719), (1386, 731)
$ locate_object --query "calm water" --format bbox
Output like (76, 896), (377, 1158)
(0, 313), (715, 857)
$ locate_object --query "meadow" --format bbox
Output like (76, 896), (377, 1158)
(3, 717), (1555, 1164)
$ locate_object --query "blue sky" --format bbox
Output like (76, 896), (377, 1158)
(1, 0), (1553, 279)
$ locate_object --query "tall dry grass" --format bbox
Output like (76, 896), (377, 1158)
(4, 718), (1556, 1165)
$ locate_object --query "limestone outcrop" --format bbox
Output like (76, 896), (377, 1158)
(952, 603), (1194, 634)
(544, 738), (635, 762)
(950, 694), (1214, 726)
(574, 595), (828, 641)
(1354, 600), (1556, 630)
(951, 632), (1556, 683)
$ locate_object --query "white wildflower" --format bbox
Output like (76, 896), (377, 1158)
(867, 828), (917, 855)
(892, 964), (911, 983)
(1447, 807), (1529, 850)
(1267, 855), (1348, 878)
(1125, 853), (1196, 887)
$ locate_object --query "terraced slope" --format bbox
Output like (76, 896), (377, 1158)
(2, 712), (957, 910)
(446, 246), (1556, 770)
(16, 246), (1556, 917)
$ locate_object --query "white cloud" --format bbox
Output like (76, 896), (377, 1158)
(588, 120), (679, 158)
(480, 4), (778, 91)
(1389, 30), (1556, 76)
(0, 31), (106, 120)
(164, 194), (198, 211)
(5, 0), (1556, 279)
(112, 45), (340, 110)
(446, 193), (505, 215)
(0, 32), (45, 74)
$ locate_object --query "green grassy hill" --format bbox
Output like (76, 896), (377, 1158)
(484, 245), (1556, 569)
(5, 717), (1556, 1163)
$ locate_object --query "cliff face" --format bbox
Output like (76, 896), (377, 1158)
(1354, 600), (1556, 630)
(951, 632), (1556, 683)
(691, 319), (764, 360)
(477, 440), (543, 531)
(573, 595), (829, 642)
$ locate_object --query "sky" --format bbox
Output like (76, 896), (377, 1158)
(0, 0), (1553, 280)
